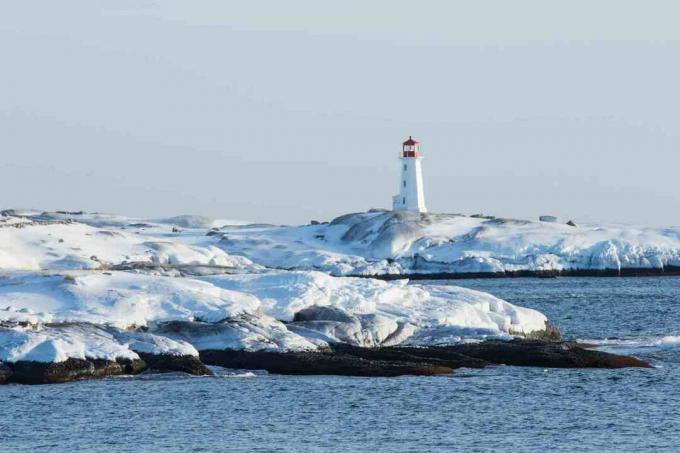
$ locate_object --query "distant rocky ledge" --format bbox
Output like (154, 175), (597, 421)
(0, 339), (651, 385)
(361, 265), (680, 281)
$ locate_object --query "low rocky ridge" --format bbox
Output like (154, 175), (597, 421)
(198, 340), (652, 377)
(443, 340), (653, 368)
(1, 354), (211, 385)
(0, 321), (214, 384)
(135, 352), (213, 376)
(199, 349), (454, 377)
(6, 358), (146, 385)
(0, 339), (651, 384)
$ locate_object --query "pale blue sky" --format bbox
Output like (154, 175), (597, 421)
(1, 1), (679, 224)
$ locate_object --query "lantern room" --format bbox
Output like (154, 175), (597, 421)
(402, 136), (420, 158)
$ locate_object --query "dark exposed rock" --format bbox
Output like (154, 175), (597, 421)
(521, 321), (562, 342)
(200, 349), (453, 377)
(445, 339), (653, 369)
(7, 357), (147, 385)
(3, 351), (214, 385)
(200, 339), (651, 377)
(2, 339), (651, 384)
(137, 353), (214, 376)
(331, 344), (489, 369)
(0, 362), (13, 384)
(366, 265), (680, 280)
(293, 305), (356, 323)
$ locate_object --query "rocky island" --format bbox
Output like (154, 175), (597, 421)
(0, 209), (656, 384)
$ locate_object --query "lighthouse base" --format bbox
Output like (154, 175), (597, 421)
(392, 195), (427, 213)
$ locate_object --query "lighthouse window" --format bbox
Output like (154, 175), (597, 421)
(402, 197), (406, 204)
(403, 180), (406, 188)
(403, 164), (407, 171)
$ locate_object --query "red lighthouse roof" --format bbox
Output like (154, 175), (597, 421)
(403, 136), (419, 146)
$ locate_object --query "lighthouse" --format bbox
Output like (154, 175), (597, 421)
(392, 136), (427, 213)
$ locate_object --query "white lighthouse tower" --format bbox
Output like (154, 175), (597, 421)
(392, 136), (427, 213)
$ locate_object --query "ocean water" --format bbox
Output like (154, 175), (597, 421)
(2, 277), (680, 452)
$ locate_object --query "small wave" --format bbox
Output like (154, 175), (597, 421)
(207, 365), (263, 378)
(579, 335), (680, 354)
(656, 335), (680, 346)
(220, 371), (258, 378)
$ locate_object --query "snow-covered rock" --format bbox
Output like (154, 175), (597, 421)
(0, 322), (198, 364)
(6, 208), (676, 277)
(216, 211), (680, 275)
(0, 272), (261, 328)
(0, 211), (261, 272)
(0, 270), (550, 363)
(201, 271), (548, 344)
(150, 315), (321, 353)
(0, 208), (662, 381)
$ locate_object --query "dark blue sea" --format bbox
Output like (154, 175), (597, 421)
(2, 277), (680, 452)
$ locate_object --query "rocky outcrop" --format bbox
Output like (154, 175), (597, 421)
(520, 321), (562, 342)
(0, 362), (12, 384)
(199, 340), (651, 377)
(0, 339), (652, 384)
(137, 352), (213, 376)
(199, 349), (454, 377)
(6, 357), (146, 385)
(370, 266), (680, 280)
(330, 344), (489, 369)
(2, 352), (212, 385)
(445, 339), (653, 369)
